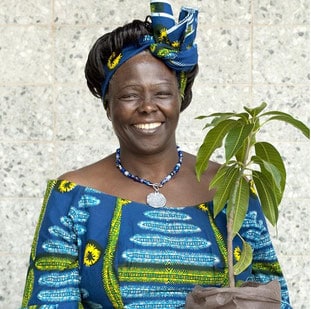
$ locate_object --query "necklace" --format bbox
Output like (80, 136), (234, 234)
(115, 146), (183, 208)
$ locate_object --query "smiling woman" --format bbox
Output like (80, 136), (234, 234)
(20, 1), (291, 308)
(107, 52), (181, 155)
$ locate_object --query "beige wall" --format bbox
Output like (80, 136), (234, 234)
(0, 0), (309, 307)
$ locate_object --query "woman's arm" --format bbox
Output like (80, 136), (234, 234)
(21, 180), (83, 308)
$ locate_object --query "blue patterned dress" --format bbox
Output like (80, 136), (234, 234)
(21, 180), (291, 308)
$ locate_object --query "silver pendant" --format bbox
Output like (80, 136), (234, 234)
(146, 191), (166, 208)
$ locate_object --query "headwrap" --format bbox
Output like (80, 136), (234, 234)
(101, 0), (199, 102)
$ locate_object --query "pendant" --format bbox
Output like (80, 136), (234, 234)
(146, 191), (166, 208)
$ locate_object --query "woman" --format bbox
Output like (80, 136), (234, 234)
(21, 1), (291, 308)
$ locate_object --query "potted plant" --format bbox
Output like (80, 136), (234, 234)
(185, 102), (309, 308)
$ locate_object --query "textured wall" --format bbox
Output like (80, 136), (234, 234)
(0, 0), (309, 308)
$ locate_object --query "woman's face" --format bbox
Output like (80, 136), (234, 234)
(107, 51), (181, 154)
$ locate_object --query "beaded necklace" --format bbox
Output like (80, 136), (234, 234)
(115, 146), (183, 208)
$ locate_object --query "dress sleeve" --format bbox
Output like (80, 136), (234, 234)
(240, 194), (292, 309)
(21, 180), (84, 309)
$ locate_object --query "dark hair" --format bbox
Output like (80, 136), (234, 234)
(85, 18), (198, 112)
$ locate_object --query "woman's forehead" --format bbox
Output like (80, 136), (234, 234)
(111, 52), (177, 84)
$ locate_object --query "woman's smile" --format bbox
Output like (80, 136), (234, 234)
(133, 122), (163, 132)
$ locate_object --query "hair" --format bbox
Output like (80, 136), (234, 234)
(84, 17), (199, 112)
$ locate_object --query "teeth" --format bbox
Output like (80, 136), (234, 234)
(134, 122), (161, 130)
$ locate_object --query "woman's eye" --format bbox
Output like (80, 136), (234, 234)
(156, 92), (172, 98)
(120, 93), (138, 100)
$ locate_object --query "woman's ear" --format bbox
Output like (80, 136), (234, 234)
(104, 95), (111, 120)
(106, 105), (111, 121)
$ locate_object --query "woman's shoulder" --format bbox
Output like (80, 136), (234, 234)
(183, 151), (221, 178)
(58, 154), (115, 190)
(180, 152), (221, 204)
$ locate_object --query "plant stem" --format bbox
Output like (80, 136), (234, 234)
(227, 214), (235, 287)
(227, 133), (253, 287)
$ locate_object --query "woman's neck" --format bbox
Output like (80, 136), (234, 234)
(116, 144), (181, 183)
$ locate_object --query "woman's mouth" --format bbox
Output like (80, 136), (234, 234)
(134, 122), (162, 130)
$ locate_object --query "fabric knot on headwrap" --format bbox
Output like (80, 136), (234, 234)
(101, 0), (199, 104)
(149, 0), (198, 72)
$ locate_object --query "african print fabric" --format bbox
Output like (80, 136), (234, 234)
(101, 1), (198, 99)
(21, 180), (291, 308)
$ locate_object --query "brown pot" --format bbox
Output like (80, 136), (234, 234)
(185, 280), (281, 309)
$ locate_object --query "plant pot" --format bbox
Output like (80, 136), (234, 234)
(185, 280), (281, 309)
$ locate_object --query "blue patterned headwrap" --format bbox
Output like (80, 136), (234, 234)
(101, 0), (198, 102)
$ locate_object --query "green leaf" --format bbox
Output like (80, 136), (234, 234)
(196, 112), (236, 119)
(236, 112), (251, 122)
(196, 112), (250, 124)
(227, 176), (250, 237)
(208, 114), (236, 128)
(254, 142), (286, 203)
(196, 119), (237, 180)
(195, 115), (210, 120)
(252, 171), (279, 226)
(210, 165), (240, 218)
(235, 138), (248, 163)
(251, 155), (282, 191)
(196, 113), (235, 129)
(209, 165), (233, 188)
(233, 240), (253, 275)
(261, 111), (310, 139)
(225, 124), (254, 162)
(244, 102), (267, 117)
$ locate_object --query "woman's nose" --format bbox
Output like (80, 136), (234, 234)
(137, 95), (158, 113)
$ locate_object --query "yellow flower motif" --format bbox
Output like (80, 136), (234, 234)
(171, 41), (180, 49)
(58, 180), (76, 193)
(234, 246), (241, 262)
(198, 203), (208, 212)
(159, 28), (168, 41)
(107, 52), (122, 70)
(84, 242), (102, 267)
(157, 48), (173, 57)
(150, 44), (156, 53)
